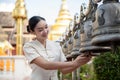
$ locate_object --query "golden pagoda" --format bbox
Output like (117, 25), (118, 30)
(12, 0), (27, 55)
(49, 0), (72, 41)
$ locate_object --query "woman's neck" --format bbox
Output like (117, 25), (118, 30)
(36, 38), (46, 47)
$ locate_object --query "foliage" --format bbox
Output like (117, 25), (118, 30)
(93, 49), (120, 80)
(80, 60), (97, 80)
(63, 73), (72, 80)
(58, 70), (72, 80)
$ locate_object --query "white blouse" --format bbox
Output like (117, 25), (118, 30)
(23, 39), (66, 80)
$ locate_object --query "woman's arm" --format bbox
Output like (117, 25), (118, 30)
(31, 55), (91, 71)
(31, 56), (77, 70)
(59, 55), (91, 74)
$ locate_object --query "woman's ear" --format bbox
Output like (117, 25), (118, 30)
(31, 30), (35, 35)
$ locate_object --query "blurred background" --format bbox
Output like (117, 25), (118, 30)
(1, 0), (120, 80)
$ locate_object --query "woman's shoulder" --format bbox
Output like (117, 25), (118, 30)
(23, 40), (38, 47)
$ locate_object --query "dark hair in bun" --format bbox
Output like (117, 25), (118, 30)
(27, 25), (31, 33)
(27, 16), (46, 33)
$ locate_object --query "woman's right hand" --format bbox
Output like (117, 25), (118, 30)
(73, 54), (92, 67)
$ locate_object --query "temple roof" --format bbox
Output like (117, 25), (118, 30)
(0, 12), (15, 27)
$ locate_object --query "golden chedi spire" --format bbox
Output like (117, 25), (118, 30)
(12, 0), (27, 19)
(12, 0), (27, 55)
(49, 0), (72, 41)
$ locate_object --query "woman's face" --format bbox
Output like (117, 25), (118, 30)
(33, 20), (49, 40)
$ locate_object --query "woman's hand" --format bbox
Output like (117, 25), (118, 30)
(60, 54), (92, 74)
(73, 54), (92, 67)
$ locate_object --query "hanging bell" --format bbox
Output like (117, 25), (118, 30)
(67, 22), (74, 55)
(67, 35), (73, 54)
(79, 0), (111, 55)
(71, 13), (81, 57)
(66, 29), (73, 60)
(92, 0), (120, 46)
(80, 20), (110, 54)
(71, 29), (81, 57)
(61, 32), (69, 56)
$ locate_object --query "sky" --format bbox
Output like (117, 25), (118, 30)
(0, 0), (89, 25)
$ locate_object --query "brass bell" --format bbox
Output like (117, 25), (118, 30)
(71, 13), (81, 57)
(79, 0), (111, 55)
(92, 0), (120, 47)
(61, 33), (69, 56)
(80, 20), (110, 54)
(67, 22), (74, 55)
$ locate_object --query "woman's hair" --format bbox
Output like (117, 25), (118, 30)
(27, 16), (46, 33)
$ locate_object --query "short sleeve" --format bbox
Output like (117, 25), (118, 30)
(55, 42), (67, 62)
(23, 43), (40, 63)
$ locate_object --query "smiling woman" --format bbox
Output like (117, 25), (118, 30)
(23, 16), (92, 80)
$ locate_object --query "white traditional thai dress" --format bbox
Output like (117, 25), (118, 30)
(23, 39), (66, 80)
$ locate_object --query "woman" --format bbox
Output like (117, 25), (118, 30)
(23, 16), (91, 80)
